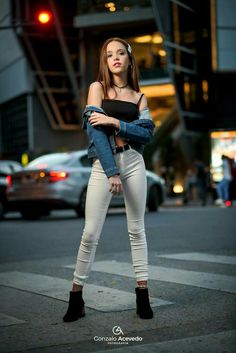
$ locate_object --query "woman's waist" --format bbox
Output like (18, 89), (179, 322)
(114, 135), (127, 147)
(87, 141), (144, 158)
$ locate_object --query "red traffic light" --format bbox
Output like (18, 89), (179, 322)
(37, 11), (52, 24)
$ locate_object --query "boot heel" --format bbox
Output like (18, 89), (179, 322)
(135, 287), (153, 319)
(63, 291), (85, 322)
(81, 306), (85, 317)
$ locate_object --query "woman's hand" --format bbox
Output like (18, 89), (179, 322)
(89, 112), (120, 129)
(108, 175), (122, 195)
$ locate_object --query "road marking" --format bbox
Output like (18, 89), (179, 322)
(158, 252), (236, 265)
(0, 313), (26, 327)
(95, 330), (236, 353)
(86, 261), (236, 294)
(0, 271), (172, 312)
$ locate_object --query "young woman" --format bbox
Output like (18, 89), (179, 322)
(63, 37), (155, 322)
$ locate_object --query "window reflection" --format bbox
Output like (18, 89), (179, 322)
(172, 3), (196, 50)
(78, 0), (151, 15)
(127, 32), (168, 79)
(147, 95), (177, 129)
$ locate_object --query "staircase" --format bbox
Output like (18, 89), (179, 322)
(11, 0), (84, 130)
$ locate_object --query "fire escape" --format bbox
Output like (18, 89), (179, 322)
(11, 0), (85, 131)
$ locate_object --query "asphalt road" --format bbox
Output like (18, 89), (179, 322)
(0, 205), (236, 353)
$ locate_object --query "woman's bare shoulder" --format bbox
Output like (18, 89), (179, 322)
(89, 81), (104, 91)
(137, 92), (148, 110)
(87, 81), (104, 105)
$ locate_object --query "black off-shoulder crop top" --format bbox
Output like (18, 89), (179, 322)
(102, 95), (143, 123)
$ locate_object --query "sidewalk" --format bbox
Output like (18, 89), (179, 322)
(162, 196), (202, 208)
(162, 196), (235, 208)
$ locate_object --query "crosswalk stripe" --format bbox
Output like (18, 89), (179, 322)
(158, 252), (236, 265)
(0, 271), (172, 312)
(0, 313), (26, 327)
(83, 260), (236, 294)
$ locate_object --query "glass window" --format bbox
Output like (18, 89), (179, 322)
(0, 163), (12, 175)
(1, 96), (28, 156)
(78, 0), (151, 15)
(171, 3), (197, 51)
(147, 94), (177, 128)
(10, 162), (23, 173)
(26, 154), (71, 169)
(171, 49), (196, 72)
(127, 32), (169, 80)
(0, 162), (22, 174)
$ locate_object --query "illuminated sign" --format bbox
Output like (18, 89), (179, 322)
(210, 130), (236, 182)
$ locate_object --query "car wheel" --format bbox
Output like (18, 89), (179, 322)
(147, 185), (160, 212)
(0, 201), (5, 220)
(75, 188), (87, 217)
(20, 209), (43, 220)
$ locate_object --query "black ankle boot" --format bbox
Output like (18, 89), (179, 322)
(63, 291), (85, 322)
(135, 287), (153, 319)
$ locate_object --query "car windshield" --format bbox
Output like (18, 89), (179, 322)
(26, 154), (72, 169)
(0, 161), (22, 174)
(0, 163), (12, 174)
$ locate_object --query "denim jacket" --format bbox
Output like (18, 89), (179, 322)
(82, 105), (155, 178)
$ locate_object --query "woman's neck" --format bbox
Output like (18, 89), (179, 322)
(112, 74), (128, 88)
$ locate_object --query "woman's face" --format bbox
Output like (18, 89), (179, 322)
(106, 41), (130, 75)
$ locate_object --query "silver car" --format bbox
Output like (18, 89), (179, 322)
(7, 150), (165, 220)
(0, 160), (23, 219)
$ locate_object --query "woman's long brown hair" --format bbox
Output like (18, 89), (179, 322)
(97, 37), (140, 98)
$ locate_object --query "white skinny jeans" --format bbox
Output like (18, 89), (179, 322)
(73, 148), (148, 286)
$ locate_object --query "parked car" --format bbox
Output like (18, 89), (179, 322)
(0, 160), (23, 219)
(6, 150), (165, 220)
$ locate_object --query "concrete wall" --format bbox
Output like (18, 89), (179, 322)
(0, 0), (88, 159)
(0, 0), (33, 104)
(32, 95), (88, 158)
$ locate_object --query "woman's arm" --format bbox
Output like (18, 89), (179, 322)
(139, 94), (148, 111)
(89, 93), (148, 128)
(87, 81), (104, 106)
(85, 83), (122, 192)
(116, 115), (155, 144)
(89, 94), (154, 145)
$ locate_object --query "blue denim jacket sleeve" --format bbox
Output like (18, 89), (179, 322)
(83, 106), (119, 178)
(116, 108), (155, 144)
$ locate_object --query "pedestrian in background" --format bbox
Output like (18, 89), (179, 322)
(183, 167), (196, 204)
(215, 155), (232, 206)
(63, 37), (155, 322)
(194, 160), (207, 206)
(205, 165), (216, 204)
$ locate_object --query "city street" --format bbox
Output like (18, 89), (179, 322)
(0, 204), (236, 353)
(1, 1), (236, 352)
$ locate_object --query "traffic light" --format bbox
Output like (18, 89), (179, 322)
(36, 10), (53, 25)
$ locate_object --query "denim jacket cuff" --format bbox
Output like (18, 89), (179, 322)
(116, 120), (126, 137)
(106, 166), (120, 178)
